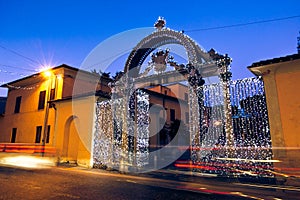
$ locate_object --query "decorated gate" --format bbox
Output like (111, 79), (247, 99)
(91, 18), (273, 175)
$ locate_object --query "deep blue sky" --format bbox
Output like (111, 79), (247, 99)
(0, 0), (299, 96)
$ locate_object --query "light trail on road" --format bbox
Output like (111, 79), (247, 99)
(57, 166), (299, 199)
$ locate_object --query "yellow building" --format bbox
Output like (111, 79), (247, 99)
(248, 53), (300, 173)
(0, 64), (110, 167)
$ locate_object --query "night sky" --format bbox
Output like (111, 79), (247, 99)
(0, 0), (299, 96)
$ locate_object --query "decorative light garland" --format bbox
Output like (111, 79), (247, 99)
(93, 19), (273, 177)
(124, 27), (211, 77)
(191, 76), (272, 177)
(4, 83), (40, 90)
(93, 77), (150, 170)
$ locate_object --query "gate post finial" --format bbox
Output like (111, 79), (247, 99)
(154, 17), (166, 30)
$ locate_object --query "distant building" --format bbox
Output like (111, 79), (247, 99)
(144, 83), (189, 149)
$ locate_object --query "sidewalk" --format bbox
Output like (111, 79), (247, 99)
(0, 152), (56, 169)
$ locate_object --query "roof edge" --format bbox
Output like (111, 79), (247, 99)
(247, 53), (300, 69)
(0, 64), (103, 88)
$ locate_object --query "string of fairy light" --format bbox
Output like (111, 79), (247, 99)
(0, 42), (41, 91)
(91, 21), (274, 175)
(93, 87), (150, 169)
(0, 64), (37, 77)
(192, 76), (273, 176)
(0, 63), (41, 90)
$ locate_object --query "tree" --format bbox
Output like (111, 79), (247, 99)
(91, 69), (110, 78)
(112, 71), (124, 82)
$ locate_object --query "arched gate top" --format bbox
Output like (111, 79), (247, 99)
(124, 27), (215, 78)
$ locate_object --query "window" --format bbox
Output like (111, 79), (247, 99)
(170, 109), (176, 122)
(14, 96), (22, 113)
(50, 88), (55, 100)
(35, 126), (42, 143)
(49, 88), (55, 108)
(35, 125), (50, 143)
(38, 90), (46, 110)
(11, 128), (17, 143)
(46, 125), (50, 143)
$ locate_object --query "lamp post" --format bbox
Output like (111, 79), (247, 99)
(41, 70), (53, 157)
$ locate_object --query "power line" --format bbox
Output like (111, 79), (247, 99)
(185, 15), (300, 32)
(0, 69), (29, 77)
(83, 15), (300, 71)
(0, 64), (37, 72)
(0, 14), (299, 76)
(82, 48), (132, 70)
(0, 44), (40, 65)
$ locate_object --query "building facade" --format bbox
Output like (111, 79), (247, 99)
(248, 53), (300, 173)
(145, 83), (189, 149)
(0, 64), (110, 167)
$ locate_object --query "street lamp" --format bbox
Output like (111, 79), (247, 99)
(41, 69), (53, 157)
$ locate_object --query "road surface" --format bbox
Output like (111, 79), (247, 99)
(0, 165), (299, 200)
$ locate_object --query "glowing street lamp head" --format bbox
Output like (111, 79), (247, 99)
(40, 65), (53, 78)
(42, 70), (52, 78)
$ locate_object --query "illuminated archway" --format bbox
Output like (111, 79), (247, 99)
(124, 27), (217, 78)
(117, 18), (221, 170)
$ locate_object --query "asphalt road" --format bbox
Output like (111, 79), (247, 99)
(0, 165), (299, 200)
